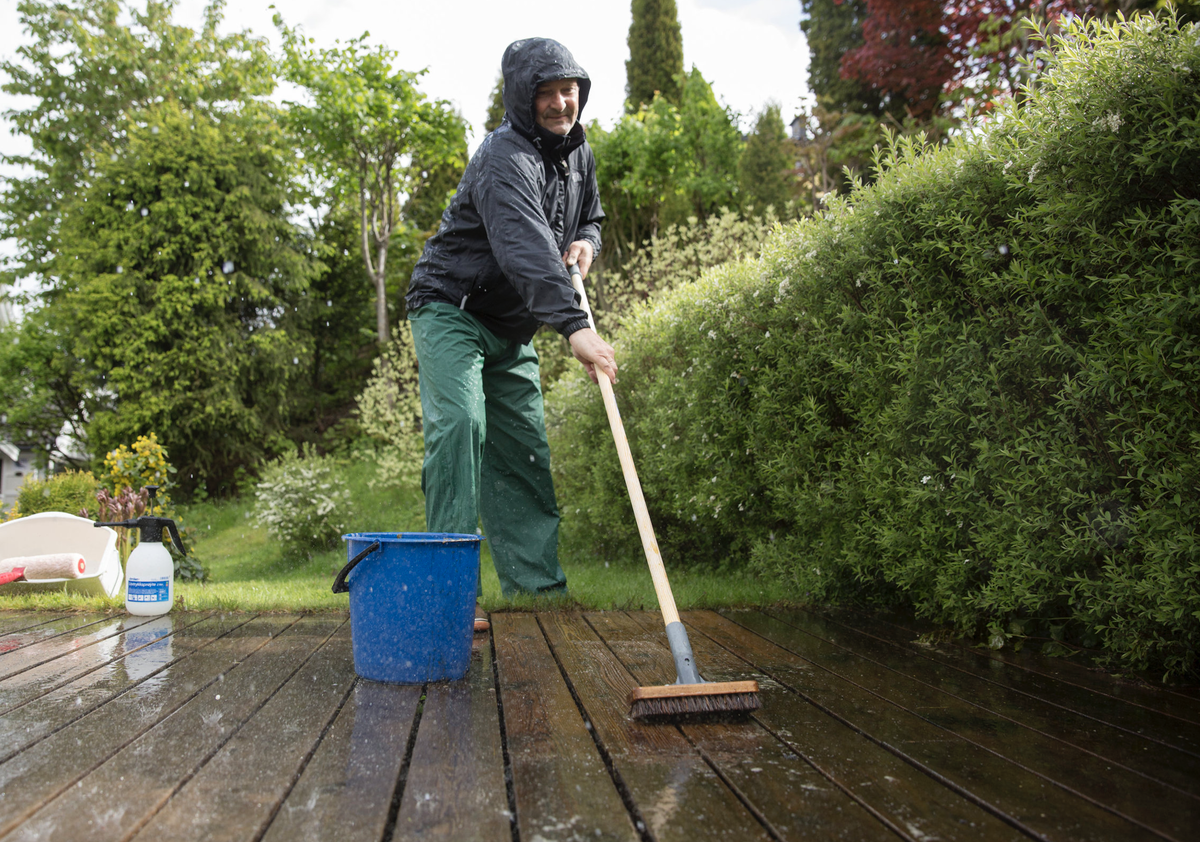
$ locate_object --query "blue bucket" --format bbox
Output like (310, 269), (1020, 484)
(334, 532), (482, 684)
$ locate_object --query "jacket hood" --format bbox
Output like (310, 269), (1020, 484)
(501, 38), (591, 140)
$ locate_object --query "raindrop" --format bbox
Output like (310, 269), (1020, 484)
(126, 201), (135, 212)
(222, 260), (234, 274)
(150, 125), (159, 135)
(116, 266), (124, 274)
(326, 300), (332, 307)
(140, 207), (148, 217)
(293, 357), (299, 365)
(183, 180), (189, 188)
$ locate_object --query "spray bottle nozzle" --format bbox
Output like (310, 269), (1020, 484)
(94, 485), (185, 555)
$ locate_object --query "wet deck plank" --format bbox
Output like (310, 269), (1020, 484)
(0, 615), (301, 837)
(391, 634), (511, 841)
(0, 613), (253, 761)
(0, 612), (211, 714)
(768, 608), (1200, 802)
(0, 613), (114, 672)
(598, 610), (897, 842)
(838, 607), (1200, 724)
(726, 609), (1172, 841)
(0, 608), (1194, 842)
(261, 679), (421, 842)
(821, 606), (1200, 743)
(538, 611), (775, 842)
(0, 611), (68, 636)
(688, 610), (1029, 842)
(492, 612), (639, 842)
(128, 619), (353, 842)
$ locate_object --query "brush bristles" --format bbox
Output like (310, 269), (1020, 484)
(629, 690), (761, 720)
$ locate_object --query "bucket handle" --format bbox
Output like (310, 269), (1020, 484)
(332, 541), (380, 594)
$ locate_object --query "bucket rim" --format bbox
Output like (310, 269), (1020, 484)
(341, 531), (484, 545)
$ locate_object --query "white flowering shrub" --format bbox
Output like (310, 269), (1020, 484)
(550, 15), (1200, 679)
(356, 322), (424, 489)
(254, 446), (351, 559)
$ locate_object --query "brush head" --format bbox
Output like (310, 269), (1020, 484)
(628, 680), (760, 720)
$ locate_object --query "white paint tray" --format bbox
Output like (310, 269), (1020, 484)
(0, 512), (124, 598)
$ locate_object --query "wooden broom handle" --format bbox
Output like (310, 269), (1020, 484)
(569, 268), (680, 627)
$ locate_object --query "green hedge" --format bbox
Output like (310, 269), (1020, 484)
(9, 471), (101, 520)
(548, 14), (1200, 679)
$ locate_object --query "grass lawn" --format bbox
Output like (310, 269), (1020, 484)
(0, 460), (795, 614)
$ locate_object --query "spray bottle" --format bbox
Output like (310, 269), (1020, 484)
(95, 485), (185, 616)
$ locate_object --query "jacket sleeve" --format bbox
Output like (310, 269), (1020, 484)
(474, 150), (591, 338)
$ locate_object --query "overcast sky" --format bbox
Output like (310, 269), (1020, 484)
(0, 1), (809, 274)
(1, 0), (811, 156)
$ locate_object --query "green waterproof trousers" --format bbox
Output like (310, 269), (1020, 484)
(408, 303), (567, 597)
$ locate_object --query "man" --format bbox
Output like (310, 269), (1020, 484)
(404, 38), (616, 613)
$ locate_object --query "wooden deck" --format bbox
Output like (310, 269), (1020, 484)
(0, 607), (1196, 841)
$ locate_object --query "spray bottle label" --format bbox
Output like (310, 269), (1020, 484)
(128, 578), (170, 603)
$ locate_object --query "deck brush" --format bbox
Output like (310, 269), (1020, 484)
(629, 680), (762, 719)
(569, 266), (761, 721)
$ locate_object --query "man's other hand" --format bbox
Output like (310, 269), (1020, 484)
(568, 327), (616, 385)
(563, 240), (594, 278)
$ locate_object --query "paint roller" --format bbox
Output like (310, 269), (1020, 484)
(0, 554), (88, 585)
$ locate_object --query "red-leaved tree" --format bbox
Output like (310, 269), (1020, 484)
(839, 1), (1143, 119)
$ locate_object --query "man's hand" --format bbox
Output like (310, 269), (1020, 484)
(563, 240), (594, 278)
(568, 327), (617, 385)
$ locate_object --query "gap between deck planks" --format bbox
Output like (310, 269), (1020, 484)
(1, 608), (1195, 842)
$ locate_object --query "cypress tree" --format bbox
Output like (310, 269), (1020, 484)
(625, 0), (684, 112)
(738, 104), (796, 213)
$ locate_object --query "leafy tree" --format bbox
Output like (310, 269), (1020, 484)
(797, 0), (1183, 199)
(738, 104), (799, 214)
(484, 72), (505, 134)
(590, 99), (682, 268)
(0, 308), (89, 468)
(839, 0), (953, 121)
(626, 0), (685, 111)
(799, 0), (895, 193)
(1, 0), (274, 290)
(670, 69), (743, 220)
(276, 17), (468, 344)
(591, 68), (743, 269)
(800, 0), (884, 117)
(57, 102), (310, 497)
(403, 143), (469, 238)
(291, 203), (378, 445)
(0, 0), (280, 471)
(838, 1), (1179, 120)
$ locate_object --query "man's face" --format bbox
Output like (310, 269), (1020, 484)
(534, 78), (580, 136)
